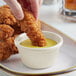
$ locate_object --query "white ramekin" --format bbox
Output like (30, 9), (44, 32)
(14, 31), (63, 69)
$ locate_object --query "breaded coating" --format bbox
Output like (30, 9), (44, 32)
(18, 19), (41, 32)
(6, 36), (18, 54)
(0, 36), (18, 61)
(0, 41), (11, 61)
(18, 9), (46, 47)
(0, 24), (19, 61)
(0, 5), (17, 25)
(0, 24), (14, 40)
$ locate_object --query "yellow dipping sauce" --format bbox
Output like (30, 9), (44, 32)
(20, 38), (57, 48)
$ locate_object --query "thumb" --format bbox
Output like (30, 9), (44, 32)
(30, 0), (39, 19)
(4, 0), (24, 20)
(39, 0), (43, 7)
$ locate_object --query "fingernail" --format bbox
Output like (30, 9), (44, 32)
(34, 13), (39, 20)
(15, 13), (24, 20)
(35, 16), (38, 20)
(14, 12), (24, 20)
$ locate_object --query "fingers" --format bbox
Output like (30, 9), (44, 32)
(18, 0), (32, 12)
(30, 0), (43, 19)
(4, 0), (24, 20)
(30, 0), (39, 19)
(39, 0), (43, 7)
(4, 0), (43, 20)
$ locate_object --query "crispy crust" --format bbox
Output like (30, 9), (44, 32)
(6, 36), (18, 54)
(0, 24), (14, 40)
(0, 36), (18, 61)
(0, 41), (11, 61)
(0, 5), (17, 25)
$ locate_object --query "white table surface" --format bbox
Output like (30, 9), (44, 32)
(0, 1), (76, 76)
(39, 5), (76, 41)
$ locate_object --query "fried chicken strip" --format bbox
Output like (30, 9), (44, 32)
(0, 24), (18, 61)
(18, 9), (46, 47)
(18, 0), (45, 46)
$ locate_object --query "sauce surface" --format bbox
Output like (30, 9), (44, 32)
(20, 38), (57, 48)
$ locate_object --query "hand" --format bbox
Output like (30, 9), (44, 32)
(4, 0), (43, 20)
